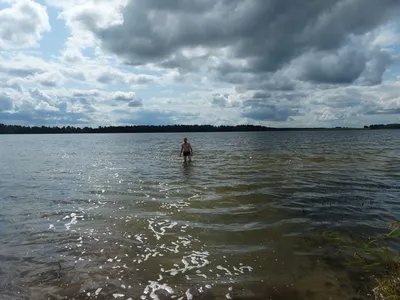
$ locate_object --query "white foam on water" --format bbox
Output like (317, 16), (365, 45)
(95, 288), (102, 295)
(164, 251), (210, 277)
(239, 266), (253, 273)
(65, 216), (77, 230)
(178, 237), (191, 247)
(149, 219), (179, 240)
(160, 200), (189, 210)
(185, 289), (193, 300)
(142, 281), (174, 300)
(188, 194), (199, 200)
(135, 234), (144, 243)
(64, 213), (84, 230)
(113, 293), (125, 298)
(216, 266), (232, 276)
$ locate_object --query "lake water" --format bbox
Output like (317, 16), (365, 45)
(0, 130), (399, 300)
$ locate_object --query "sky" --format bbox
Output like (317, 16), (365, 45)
(0, 0), (400, 128)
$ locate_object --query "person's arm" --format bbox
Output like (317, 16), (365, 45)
(179, 144), (183, 156)
(190, 143), (193, 155)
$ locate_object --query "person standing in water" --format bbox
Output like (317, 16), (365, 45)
(180, 137), (193, 163)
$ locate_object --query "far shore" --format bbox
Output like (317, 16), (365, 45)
(0, 123), (399, 134)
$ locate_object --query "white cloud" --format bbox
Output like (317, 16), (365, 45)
(45, 0), (127, 63)
(35, 100), (58, 112)
(0, 0), (50, 49)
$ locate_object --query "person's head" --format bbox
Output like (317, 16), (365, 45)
(183, 137), (187, 143)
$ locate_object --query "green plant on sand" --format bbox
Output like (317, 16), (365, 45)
(323, 221), (400, 300)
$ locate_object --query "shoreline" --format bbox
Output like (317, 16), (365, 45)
(0, 123), (399, 135)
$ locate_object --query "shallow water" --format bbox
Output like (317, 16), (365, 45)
(0, 130), (399, 300)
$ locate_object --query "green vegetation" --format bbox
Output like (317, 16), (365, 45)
(324, 221), (400, 300)
(0, 123), (399, 134)
(366, 124), (400, 130)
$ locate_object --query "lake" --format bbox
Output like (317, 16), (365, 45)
(0, 130), (399, 300)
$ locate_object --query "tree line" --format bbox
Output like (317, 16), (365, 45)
(0, 123), (398, 134)
(0, 124), (279, 134)
(364, 124), (400, 129)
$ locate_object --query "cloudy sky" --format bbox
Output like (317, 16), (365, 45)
(0, 0), (400, 127)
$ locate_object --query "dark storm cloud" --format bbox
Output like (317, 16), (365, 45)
(358, 50), (392, 85)
(295, 46), (393, 85)
(211, 94), (228, 107)
(128, 99), (143, 107)
(81, 0), (399, 82)
(113, 92), (136, 101)
(252, 92), (271, 99)
(241, 97), (302, 122)
(70, 0), (400, 121)
(241, 103), (301, 122)
(296, 46), (368, 84)
(220, 71), (298, 93)
(112, 92), (143, 107)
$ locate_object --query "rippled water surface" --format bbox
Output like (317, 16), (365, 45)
(0, 131), (399, 300)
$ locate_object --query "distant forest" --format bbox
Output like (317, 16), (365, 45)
(0, 123), (399, 134)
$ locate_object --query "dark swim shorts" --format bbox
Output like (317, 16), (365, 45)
(183, 151), (191, 156)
